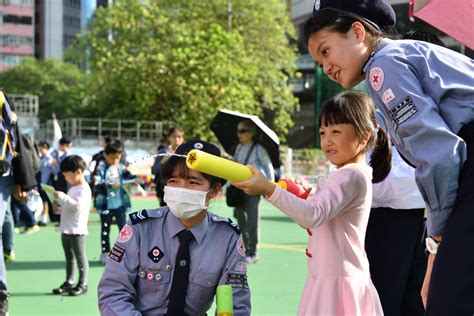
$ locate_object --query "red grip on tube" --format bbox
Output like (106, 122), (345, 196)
(276, 179), (311, 200)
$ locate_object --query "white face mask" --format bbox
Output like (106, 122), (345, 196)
(163, 186), (210, 219)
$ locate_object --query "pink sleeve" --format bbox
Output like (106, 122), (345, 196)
(267, 167), (365, 229)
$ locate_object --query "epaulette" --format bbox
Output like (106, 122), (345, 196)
(210, 214), (241, 234)
(129, 208), (165, 225)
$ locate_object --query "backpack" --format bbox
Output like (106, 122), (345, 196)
(0, 91), (16, 175)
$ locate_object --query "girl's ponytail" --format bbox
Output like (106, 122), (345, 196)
(370, 127), (391, 183)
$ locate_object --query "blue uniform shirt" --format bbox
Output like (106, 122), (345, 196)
(98, 208), (251, 316)
(364, 38), (474, 236)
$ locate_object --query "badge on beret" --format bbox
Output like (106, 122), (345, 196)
(369, 67), (384, 91)
(194, 142), (204, 149)
(314, 0), (321, 11)
(117, 224), (133, 243)
(148, 246), (164, 263)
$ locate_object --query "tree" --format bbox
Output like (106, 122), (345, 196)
(74, 0), (298, 140)
(0, 57), (87, 121)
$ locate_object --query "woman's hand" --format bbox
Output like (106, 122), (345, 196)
(421, 252), (436, 309)
(231, 165), (276, 197)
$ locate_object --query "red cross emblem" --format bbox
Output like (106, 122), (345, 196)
(117, 224), (133, 243)
(369, 67), (384, 91)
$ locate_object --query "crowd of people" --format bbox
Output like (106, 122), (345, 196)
(1, 0), (473, 315)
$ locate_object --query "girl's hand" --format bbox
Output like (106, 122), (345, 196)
(231, 165), (276, 197)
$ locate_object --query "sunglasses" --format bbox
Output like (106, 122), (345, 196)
(237, 129), (249, 134)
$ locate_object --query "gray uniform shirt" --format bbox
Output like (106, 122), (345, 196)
(364, 38), (474, 236)
(98, 208), (251, 315)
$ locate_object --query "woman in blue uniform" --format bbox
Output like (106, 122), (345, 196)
(98, 140), (251, 315)
(303, 1), (474, 314)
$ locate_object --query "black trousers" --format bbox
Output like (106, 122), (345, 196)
(426, 137), (474, 315)
(365, 207), (427, 316)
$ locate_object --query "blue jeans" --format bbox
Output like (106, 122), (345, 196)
(11, 197), (36, 228)
(0, 175), (14, 290)
(2, 205), (14, 254)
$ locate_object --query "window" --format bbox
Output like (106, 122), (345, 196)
(0, 54), (24, 66)
(2, 14), (33, 25)
(0, 35), (33, 47)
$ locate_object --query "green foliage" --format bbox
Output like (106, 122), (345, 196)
(0, 57), (87, 121)
(73, 0), (298, 140)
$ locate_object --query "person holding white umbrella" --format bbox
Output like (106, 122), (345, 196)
(232, 119), (274, 264)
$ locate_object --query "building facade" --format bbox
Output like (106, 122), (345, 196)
(35, 0), (96, 61)
(0, 0), (35, 72)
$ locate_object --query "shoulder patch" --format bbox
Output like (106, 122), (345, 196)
(210, 214), (241, 234)
(129, 209), (150, 225)
(369, 67), (384, 91)
(227, 218), (241, 234)
(129, 208), (166, 225)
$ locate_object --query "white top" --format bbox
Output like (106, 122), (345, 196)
(56, 182), (92, 235)
(372, 149), (425, 209)
(268, 163), (382, 315)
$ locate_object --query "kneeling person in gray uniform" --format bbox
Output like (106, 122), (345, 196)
(98, 140), (251, 316)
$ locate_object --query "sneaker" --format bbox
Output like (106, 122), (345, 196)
(68, 284), (87, 296)
(99, 252), (108, 264)
(52, 281), (74, 295)
(14, 228), (20, 234)
(38, 221), (47, 227)
(21, 225), (40, 235)
(246, 255), (259, 264)
(0, 289), (8, 316)
(3, 251), (15, 263)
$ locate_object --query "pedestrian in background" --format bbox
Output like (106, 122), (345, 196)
(93, 140), (136, 264)
(52, 155), (91, 296)
(232, 119), (274, 264)
(151, 126), (185, 207)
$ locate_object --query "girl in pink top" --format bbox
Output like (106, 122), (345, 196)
(233, 91), (392, 315)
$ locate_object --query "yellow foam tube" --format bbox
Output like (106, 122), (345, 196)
(186, 149), (295, 194)
(186, 149), (253, 182)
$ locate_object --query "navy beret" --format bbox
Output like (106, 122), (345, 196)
(176, 140), (227, 185)
(312, 0), (396, 30)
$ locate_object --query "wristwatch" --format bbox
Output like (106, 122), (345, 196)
(425, 236), (441, 254)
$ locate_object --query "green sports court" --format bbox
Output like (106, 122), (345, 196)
(7, 196), (308, 315)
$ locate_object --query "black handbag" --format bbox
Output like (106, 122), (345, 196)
(226, 143), (256, 207)
(225, 185), (246, 207)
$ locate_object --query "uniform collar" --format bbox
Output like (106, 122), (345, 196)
(361, 38), (391, 75)
(167, 209), (209, 245)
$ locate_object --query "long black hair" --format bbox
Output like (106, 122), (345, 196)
(318, 91), (391, 183)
